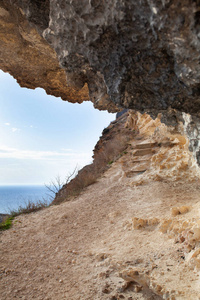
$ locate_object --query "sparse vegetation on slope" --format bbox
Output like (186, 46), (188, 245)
(0, 216), (14, 231)
(0, 198), (50, 231)
(9, 199), (50, 217)
(0, 198), (50, 232)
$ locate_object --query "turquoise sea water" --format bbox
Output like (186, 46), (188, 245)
(0, 185), (50, 214)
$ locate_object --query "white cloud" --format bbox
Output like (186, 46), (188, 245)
(11, 127), (20, 132)
(0, 145), (91, 163)
(23, 125), (37, 129)
(61, 148), (73, 152)
(3, 123), (20, 132)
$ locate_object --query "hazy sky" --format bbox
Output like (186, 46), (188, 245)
(0, 70), (115, 185)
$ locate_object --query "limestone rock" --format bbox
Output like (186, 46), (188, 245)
(0, 0), (89, 103)
(1, 0), (200, 115)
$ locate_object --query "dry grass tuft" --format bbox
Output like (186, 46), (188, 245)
(9, 199), (50, 217)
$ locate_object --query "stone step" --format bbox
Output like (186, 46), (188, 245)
(121, 158), (150, 167)
(134, 142), (157, 149)
(125, 170), (146, 178)
(133, 148), (155, 156)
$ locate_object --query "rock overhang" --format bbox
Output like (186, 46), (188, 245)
(0, 0), (200, 116)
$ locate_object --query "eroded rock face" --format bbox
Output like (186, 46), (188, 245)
(1, 0), (200, 115)
(125, 111), (200, 182)
(54, 109), (200, 204)
(1, 0), (200, 161)
(0, 0), (89, 104)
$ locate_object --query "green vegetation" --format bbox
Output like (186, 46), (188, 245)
(0, 199), (50, 232)
(0, 216), (14, 231)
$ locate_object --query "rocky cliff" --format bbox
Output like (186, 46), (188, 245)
(1, 0), (200, 115)
(2, 0), (200, 174)
(0, 0), (89, 103)
(54, 109), (200, 204)
(1, 1), (200, 299)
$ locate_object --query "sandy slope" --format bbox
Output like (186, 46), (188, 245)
(1, 162), (200, 299)
(1, 113), (200, 299)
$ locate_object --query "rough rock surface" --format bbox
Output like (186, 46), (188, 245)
(1, 1), (200, 298)
(0, 0), (200, 114)
(0, 0), (89, 103)
(54, 109), (200, 204)
(1, 113), (200, 299)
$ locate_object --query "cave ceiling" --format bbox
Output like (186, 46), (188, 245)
(0, 0), (200, 115)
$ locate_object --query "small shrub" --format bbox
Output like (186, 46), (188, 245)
(45, 170), (77, 201)
(108, 160), (113, 165)
(9, 199), (50, 217)
(52, 166), (98, 205)
(0, 216), (14, 231)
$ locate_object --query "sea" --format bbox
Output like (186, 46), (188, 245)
(0, 185), (51, 214)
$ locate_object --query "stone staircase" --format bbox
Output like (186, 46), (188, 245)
(120, 140), (160, 178)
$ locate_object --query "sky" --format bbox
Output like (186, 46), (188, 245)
(0, 70), (115, 185)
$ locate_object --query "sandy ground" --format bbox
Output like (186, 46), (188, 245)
(1, 160), (200, 299)
(2, 114), (200, 300)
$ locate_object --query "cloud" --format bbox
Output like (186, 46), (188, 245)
(11, 127), (20, 132)
(3, 123), (20, 132)
(0, 145), (91, 162)
(23, 125), (37, 129)
(61, 148), (73, 152)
